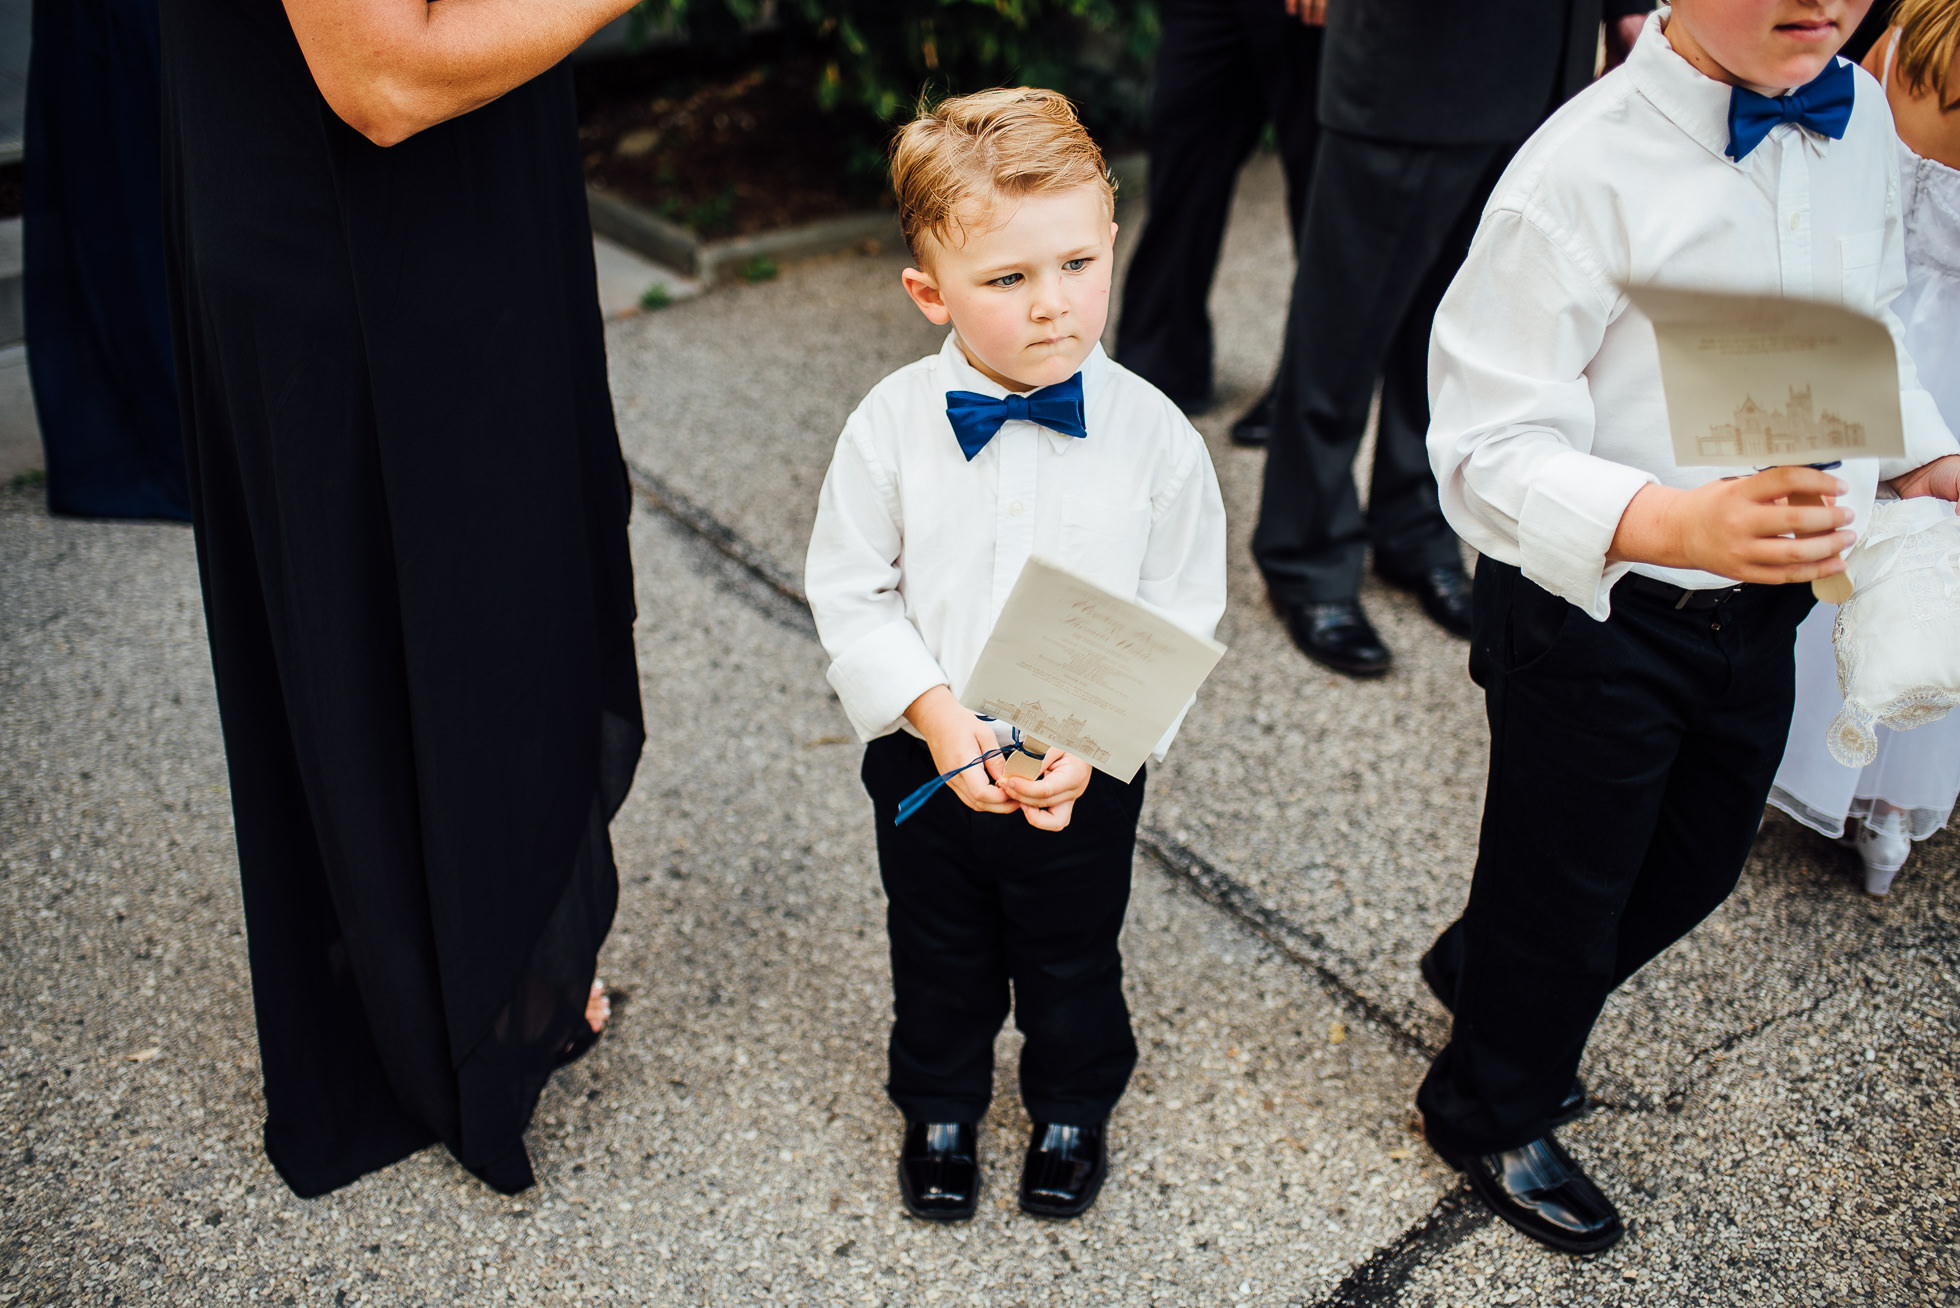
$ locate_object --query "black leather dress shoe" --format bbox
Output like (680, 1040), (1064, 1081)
(1379, 564), (1475, 638)
(1419, 946), (1589, 1127)
(898, 1121), (979, 1221)
(1229, 391), (1274, 446)
(1278, 599), (1393, 676)
(1019, 1122), (1106, 1218)
(1434, 1133), (1624, 1254)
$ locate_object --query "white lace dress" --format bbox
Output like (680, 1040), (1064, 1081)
(1768, 131), (1960, 854)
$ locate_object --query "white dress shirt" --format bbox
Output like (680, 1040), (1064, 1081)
(806, 332), (1228, 755)
(1428, 8), (1958, 621)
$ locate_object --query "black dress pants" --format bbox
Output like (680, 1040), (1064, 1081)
(1417, 561), (1814, 1157)
(862, 734), (1146, 1126)
(1115, 0), (1322, 409)
(1253, 132), (1513, 605)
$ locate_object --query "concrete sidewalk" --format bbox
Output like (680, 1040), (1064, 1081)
(1, 151), (1955, 1306)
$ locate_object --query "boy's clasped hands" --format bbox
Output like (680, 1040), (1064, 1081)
(903, 684), (1093, 830)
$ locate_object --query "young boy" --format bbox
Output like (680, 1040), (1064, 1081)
(804, 89), (1227, 1221)
(1419, 0), (1960, 1254)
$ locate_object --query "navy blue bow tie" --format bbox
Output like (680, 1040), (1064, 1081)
(944, 372), (1087, 460)
(1726, 57), (1854, 162)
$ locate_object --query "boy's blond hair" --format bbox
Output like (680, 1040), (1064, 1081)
(1895, 0), (1960, 112)
(889, 87), (1114, 266)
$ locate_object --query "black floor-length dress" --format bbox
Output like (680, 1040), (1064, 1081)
(158, 0), (645, 1197)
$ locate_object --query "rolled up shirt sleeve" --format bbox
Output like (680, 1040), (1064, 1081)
(1427, 209), (1657, 621)
(805, 420), (949, 741)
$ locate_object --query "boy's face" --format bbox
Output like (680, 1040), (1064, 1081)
(901, 184), (1116, 393)
(1666, 0), (1873, 93)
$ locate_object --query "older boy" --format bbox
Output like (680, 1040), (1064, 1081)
(1422, 0), (1960, 1253)
(805, 89), (1227, 1222)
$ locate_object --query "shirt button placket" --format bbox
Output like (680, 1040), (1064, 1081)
(991, 427), (1038, 622)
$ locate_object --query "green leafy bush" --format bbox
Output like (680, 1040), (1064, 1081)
(629, 0), (1159, 165)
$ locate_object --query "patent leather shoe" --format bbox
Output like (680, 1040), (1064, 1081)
(1229, 390), (1274, 446)
(1419, 945), (1589, 1126)
(1018, 1122), (1106, 1218)
(1277, 599), (1393, 676)
(1433, 1133), (1624, 1254)
(898, 1121), (979, 1221)
(1379, 564), (1475, 638)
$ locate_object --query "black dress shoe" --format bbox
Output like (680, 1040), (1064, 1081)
(1419, 946), (1589, 1127)
(1434, 1133), (1624, 1254)
(1229, 390), (1274, 446)
(1277, 599), (1393, 676)
(1379, 564), (1475, 638)
(1019, 1122), (1106, 1218)
(898, 1121), (979, 1221)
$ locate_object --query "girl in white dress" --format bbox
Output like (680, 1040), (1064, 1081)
(1770, 0), (1960, 895)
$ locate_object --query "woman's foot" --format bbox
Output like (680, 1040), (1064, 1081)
(585, 979), (611, 1034)
(1856, 826), (1911, 896)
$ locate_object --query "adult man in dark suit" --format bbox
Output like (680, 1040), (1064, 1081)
(1254, 0), (1647, 677)
(1114, 0), (1325, 419)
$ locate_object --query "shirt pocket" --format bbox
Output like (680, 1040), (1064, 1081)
(1839, 228), (1886, 311)
(1058, 496), (1153, 596)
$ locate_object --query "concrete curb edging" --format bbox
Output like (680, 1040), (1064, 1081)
(587, 152), (1147, 285)
(588, 187), (899, 285)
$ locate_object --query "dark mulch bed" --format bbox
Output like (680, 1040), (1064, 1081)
(575, 45), (889, 239)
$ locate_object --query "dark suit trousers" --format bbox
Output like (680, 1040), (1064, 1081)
(1254, 132), (1512, 604)
(862, 734), (1146, 1126)
(1417, 561), (1814, 1157)
(1115, 0), (1322, 408)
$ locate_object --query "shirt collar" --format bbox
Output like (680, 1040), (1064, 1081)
(937, 331), (1106, 454)
(1627, 6), (1842, 167)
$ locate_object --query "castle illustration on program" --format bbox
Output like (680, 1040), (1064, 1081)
(1698, 385), (1869, 461)
(977, 698), (1112, 765)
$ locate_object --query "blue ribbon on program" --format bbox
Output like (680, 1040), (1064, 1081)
(894, 726), (1034, 826)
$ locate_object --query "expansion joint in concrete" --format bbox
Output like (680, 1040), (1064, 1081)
(1306, 1181), (1492, 1307)
(1135, 826), (1440, 1061)
(627, 463), (808, 612)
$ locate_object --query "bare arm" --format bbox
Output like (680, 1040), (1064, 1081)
(281, 0), (639, 147)
(1606, 466), (1854, 583)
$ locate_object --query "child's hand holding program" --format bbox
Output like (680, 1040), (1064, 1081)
(1608, 464), (1857, 582)
(997, 749), (1092, 830)
(902, 684), (1022, 814)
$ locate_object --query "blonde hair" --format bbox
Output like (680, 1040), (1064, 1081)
(1894, 0), (1960, 112)
(888, 87), (1115, 266)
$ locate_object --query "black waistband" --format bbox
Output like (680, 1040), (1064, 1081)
(1620, 573), (1748, 611)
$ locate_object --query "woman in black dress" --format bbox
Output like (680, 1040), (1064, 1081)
(158, 0), (644, 1196)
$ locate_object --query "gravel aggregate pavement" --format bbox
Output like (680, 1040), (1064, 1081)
(5, 149), (1958, 1305)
